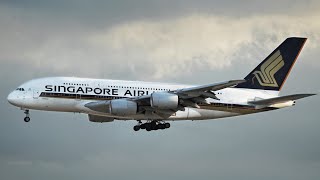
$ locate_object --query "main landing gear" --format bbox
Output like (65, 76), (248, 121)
(23, 109), (30, 122)
(133, 121), (170, 132)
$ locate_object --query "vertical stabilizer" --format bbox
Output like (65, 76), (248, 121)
(235, 37), (307, 91)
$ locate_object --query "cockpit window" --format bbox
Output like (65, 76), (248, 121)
(16, 88), (25, 91)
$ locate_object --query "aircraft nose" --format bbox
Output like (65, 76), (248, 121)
(7, 92), (18, 106)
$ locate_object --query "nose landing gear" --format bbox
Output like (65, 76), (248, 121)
(23, 110), (30, 122)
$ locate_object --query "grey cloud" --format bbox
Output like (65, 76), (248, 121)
(2, 11), (320, 81)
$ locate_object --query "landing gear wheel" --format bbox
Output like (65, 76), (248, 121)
(153, 125), (159, 130)
(133, 125), (140, 131)
(23, 110), (30, 122)
(136, 121), (170, 131)
(24, 117), (30, 122)
(165, 123), (170, 129)
(145, 123), (151, 130)
(146, 126), (152, 131)
(159, 124), (166, 130)
(151, 121), (157, 127)
(140, 124), (146, 129)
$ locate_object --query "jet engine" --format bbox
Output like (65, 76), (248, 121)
(109, 99), (137, 116)
(150, 92), (179, 109)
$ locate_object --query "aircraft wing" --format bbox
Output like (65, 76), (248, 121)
(132, 80), (245, 101)
(85, 80), (246, 116)
(248, 93), (316, 106)
(131, 79), (246, 109)
(174, 80), (246, 98)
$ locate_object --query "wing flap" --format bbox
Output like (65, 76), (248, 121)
(129, 79), (246, 113)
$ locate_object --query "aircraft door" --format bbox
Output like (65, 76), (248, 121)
(33, 89), (40, 99)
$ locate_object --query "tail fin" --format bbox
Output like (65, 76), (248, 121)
(235, 37), (307, 91)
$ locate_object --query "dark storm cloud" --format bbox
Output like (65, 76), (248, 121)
(0, 1), (320, 180)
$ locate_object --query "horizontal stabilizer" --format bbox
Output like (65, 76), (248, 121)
(248, 93), (316, 106)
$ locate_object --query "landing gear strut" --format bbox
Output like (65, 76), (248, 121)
(24, 110), (30, 122)
(133, 120), (171, 132)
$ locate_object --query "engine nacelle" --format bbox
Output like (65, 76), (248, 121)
(109, 99), (137, 116)
(150, 92), (179, 109)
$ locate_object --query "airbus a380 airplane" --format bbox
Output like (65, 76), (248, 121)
(7, 37), (316, 131)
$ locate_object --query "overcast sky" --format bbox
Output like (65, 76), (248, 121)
(1, 1), (320, 180)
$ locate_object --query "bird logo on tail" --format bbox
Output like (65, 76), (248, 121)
(253, 50), (284, 87)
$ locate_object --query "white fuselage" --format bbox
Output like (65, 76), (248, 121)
(8, 77), (285, 121)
